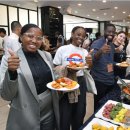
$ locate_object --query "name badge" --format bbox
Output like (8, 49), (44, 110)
(107, 64), (113, 72)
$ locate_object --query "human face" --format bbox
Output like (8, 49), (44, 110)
(0, 32), (6, 38)
(71, 28), (86, 47)
(104, 26), (116, 42)
(21, 27), (43, 53)
(116, 33), (126, 45)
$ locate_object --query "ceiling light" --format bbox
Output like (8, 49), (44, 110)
(123, 11), (126, 14)
(102, 0), (106, 3)
(34, 0), (38, 2)
(114, 7), (118, 9)
(87, 14), (90, 17)
(97, 17), (99, 19)
(58, 6), (61, 9)
(77, 3), (82, 6)
(129, 15), (130, 17)
(104, 13), (107, 15)
(92, 9), (96, 12)
(112, 16), (114, 18)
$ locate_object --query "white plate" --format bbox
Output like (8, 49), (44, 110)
(116, 63), (129, 67)
(46, 82), (79, 91)
(83, 118), (117, 130)
(67, 66), (88, 70)
(117, 79), (130, 85)
(126, 55), (130, 58)
(116, 63), (120, 66)
(95, 100), (130, 126)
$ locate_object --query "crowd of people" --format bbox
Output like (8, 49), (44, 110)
(0, 21), (130, 130)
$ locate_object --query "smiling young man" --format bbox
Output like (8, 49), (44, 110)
(90, 23), (116, 111)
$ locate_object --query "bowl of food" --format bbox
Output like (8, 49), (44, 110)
(122, 86), (130, 100)
(117, 79), (130, 100)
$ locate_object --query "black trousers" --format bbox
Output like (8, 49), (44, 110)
(94, 80), (114, 111)
(60, 76), (87, 130)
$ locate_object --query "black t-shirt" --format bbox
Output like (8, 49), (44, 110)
(114, 44), (126, 78)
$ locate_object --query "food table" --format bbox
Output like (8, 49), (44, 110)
(80, 100), (130, 130)
(80, 79), (130, 130)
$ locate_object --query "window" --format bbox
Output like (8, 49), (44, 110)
(0, 5), (7, 25)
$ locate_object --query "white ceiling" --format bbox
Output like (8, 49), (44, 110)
(1, 0), (130, 27)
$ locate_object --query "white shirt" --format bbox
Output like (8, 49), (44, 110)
(0, 37), (4, 48)
(0, 37), (4, 56)
(53, 44), (88, 76)
(126, 41), (130, 57)
(4, 33), (21, 53)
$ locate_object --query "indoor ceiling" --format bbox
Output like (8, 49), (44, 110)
(1, 0), (130, 27)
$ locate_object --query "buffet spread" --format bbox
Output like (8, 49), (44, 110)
(83, 100), (130, 130)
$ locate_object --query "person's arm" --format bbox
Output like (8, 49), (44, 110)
(0, 49), (20, 101)
(115, 45), (124, 53)
(94, 43), (111, 60)
(93, 48), (103, 60)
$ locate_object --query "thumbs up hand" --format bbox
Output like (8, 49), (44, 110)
(8, 49), (20, 71)
(88, 49), (94, 56)
(85, 49), (94, 69)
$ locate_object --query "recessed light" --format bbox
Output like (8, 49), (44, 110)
(34, 0), (38, 2)
(114, 7), (118, 9)
(97, 17), (99, 19)
(123, 11), (126, 14)
(92, 9), (96, 12)
(104, 13), (107, 15)
(102, 0), (106, 3)
(77, 3), (82, 6)
(58, 6), (61, 9)
(87, 14), (90, 17)
(112, 16), (114, 18)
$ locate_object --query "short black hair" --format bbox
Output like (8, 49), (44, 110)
(0, 28), (6, 34)
(71, 26), (86, 34)
(11, 21), (21, 31)
(104, 23), (116, 31)
(20, 23), (40, 35)
(95, 32), (101, 38)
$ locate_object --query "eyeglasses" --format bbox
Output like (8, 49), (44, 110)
(23, 33), (43, 41)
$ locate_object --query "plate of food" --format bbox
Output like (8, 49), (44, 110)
(126, 55), (130, 58)
(95, 100), (130, 126)
(47, 77), (79, 91)
(116, 62), (130, 67)
(67, 63), (88, 70)
(83, 118), (117, 130)
(117, 79), (130, 85)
